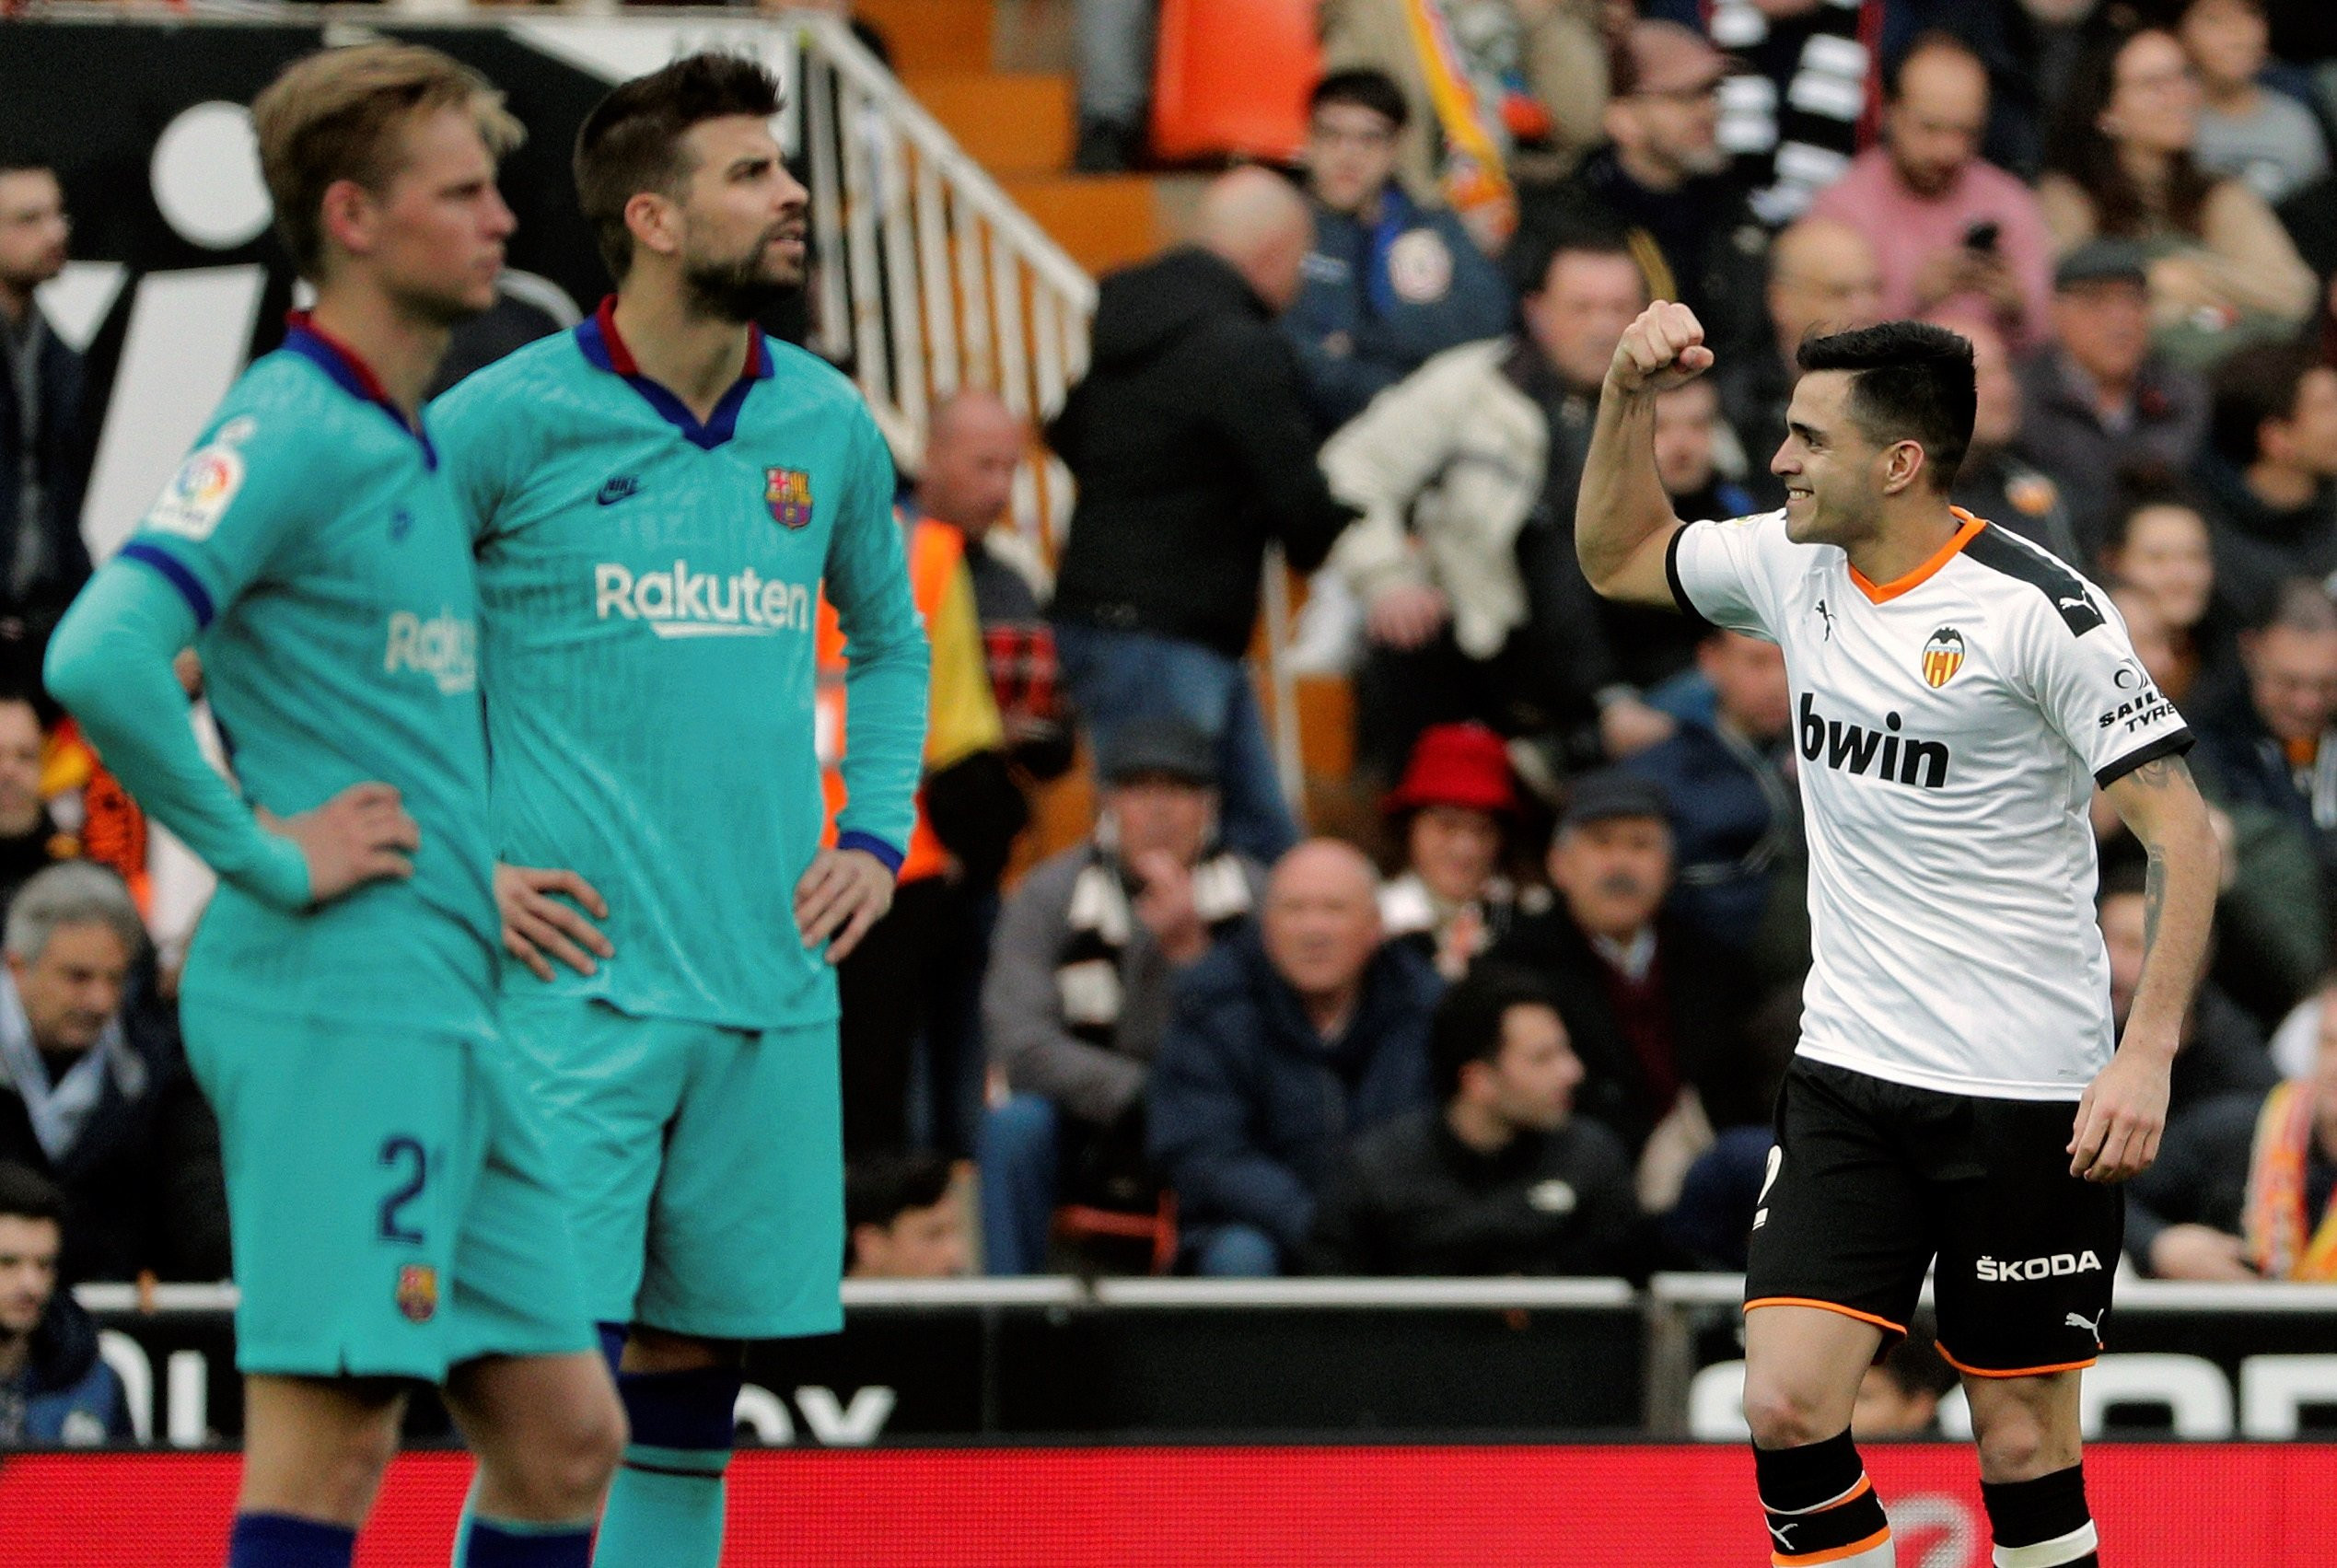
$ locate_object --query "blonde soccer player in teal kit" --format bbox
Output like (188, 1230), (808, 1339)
(431, 54), (929, 1568)
(44, 45), (623, 1568)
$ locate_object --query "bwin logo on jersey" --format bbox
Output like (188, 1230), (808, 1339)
(1976, 1250), (2102, 1282)
(383, 611), (477, 694)
(1798, 694), (1949, 788)
(594, 560), (811, 639)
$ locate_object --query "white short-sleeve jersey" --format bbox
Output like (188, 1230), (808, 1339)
(1667, 507), (2192, 1100)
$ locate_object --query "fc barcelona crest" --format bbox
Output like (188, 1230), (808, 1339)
(1921, 626), (1966, 689)
(395, 1263), (438, 1324)
(765, 467), (813, 529)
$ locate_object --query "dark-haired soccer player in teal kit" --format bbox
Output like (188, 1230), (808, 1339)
(431, 54), (929, 1568)
(42, 43), (622, 1568)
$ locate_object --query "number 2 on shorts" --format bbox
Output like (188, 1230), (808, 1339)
(378, 1134), (428, 1244)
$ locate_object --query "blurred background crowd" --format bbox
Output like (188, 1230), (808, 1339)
(8, 0), (2337, 1445)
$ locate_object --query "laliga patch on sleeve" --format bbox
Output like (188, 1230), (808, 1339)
(145, 430), (250, 541)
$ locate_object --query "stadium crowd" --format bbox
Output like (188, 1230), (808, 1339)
(9, 0), (2337, 1438)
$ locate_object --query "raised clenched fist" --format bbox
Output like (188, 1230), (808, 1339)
(1607, 301), (1715, 397)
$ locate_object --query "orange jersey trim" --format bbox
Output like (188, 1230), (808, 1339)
(1744, 1296), (1907, 1338)
(1847, 508), (1987, 605)
(1775, 1526), (1893, 1566)
(1934, 1342), (2098, 1380)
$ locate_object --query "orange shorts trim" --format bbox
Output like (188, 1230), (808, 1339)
(1744, 1296), (1908, 1338)
(1934, 1342), (2098, 1379)
(1774, 1525), (1893, 1566)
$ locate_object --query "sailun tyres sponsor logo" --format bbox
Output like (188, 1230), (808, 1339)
(383, 610), (478, 694)
(593, 559), (811, 639)
(1797, 694), (1950, 789)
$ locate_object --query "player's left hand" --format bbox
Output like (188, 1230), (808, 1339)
(2068, 1046), (2171, 1183)
(497, 863), (614, 982)
(796, 847), (894, 963)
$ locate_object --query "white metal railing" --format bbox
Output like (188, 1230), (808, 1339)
(787, 12), (1092, 553)
(125, 5), (1100, 552)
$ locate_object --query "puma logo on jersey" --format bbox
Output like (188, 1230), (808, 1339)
(1977, 1250), (2101, 1282)
(1798, 694), (1949, 789)
(593, 560), (810, 639)
(2066, 1309), (2105, 1345)
(382, 610), (477, 694)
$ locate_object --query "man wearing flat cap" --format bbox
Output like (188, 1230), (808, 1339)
(2016, 239), (2212, 562)
(1482, 769), (1768, 1167)
(976, 718), (1267, 1272)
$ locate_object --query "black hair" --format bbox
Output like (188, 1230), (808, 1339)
(2208, 342), (2323, 466)
(2042, 29), (2216, 242)
(1796, 320), (1977, 491)
(1308, 68), (1409, 132)
(2096, 857), (2149, 906)
(844, 1150), (955, 1237)
(574, 52), (785, 281)
(0, 1161), (63, 1227)
(1504, 216), (1641, 305)
(1429, 964), (1564, 1105)
(2103, 466), (2209, 557)
(1873, 1311), (1957, 1402)
(0, 154), (51, 179)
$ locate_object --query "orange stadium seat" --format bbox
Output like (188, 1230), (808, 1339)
(1148, 0), (1321, 165)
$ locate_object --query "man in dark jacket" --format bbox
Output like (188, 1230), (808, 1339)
(1621, 630), (1803, 980)
(0, 864), (227, 1283)
(1947, 311), (2082, 564)
(1482, 772), (1768, 1157)
(1049, 168), (1356, 862)
(2191, 342), (2337, 627)
(1308, 964), (1638, 1276)
(1148, 840), (1440, 1274)
(0, 692), (74, 912)
(0, 158), (92, 665)
(1521, 20), (1768, 375)
(1284, 68), (1514, 435)
(0, 1162), (128, 1445)
(2015, 243), (2210, 562)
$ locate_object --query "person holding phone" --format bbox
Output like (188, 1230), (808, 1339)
(1807, 34), (2056, 347)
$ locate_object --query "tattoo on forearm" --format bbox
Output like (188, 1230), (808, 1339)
(2126, 755), (2187, 789)
(2144, 850), (2165, 954)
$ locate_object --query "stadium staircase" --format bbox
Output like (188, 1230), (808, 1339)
(839, 0), (1370, 846)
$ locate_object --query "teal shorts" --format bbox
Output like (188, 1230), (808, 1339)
(499, 991), (843, 1341)
(181, 998), (595, 1380)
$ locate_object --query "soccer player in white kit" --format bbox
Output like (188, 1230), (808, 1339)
(1576, 304), (2220, 1568)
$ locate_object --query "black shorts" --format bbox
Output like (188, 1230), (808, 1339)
(1743, 1058), (2122, 1377)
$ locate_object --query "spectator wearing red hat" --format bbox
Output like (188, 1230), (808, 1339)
(1378, 724), (1546, 981)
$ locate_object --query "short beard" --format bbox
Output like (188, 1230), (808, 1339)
(682, 238), (801, 326)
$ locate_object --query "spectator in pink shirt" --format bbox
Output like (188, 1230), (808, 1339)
(1807, 33), (2055, 350)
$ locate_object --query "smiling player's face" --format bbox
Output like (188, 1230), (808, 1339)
(1773, 371), (1889, 549)
(673, 114), (808, 321)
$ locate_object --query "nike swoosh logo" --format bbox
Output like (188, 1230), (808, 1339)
(598, 476), (641, 505)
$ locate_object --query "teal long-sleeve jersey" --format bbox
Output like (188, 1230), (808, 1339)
(45, 319), (499, 1035)
(432, 304), (929, 1030)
